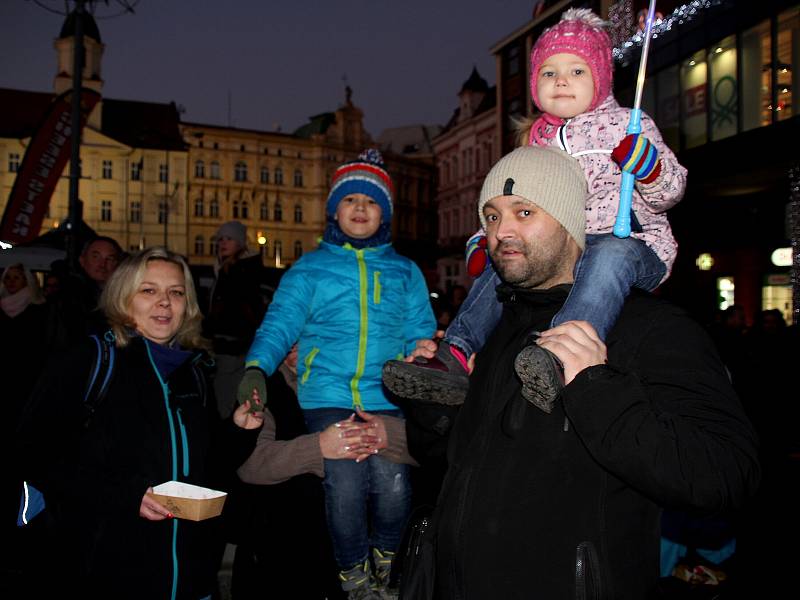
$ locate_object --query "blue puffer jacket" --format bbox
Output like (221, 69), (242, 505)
(246, 240), (435, 411)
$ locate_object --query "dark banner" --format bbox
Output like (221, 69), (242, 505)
(0, 88), (101, 244)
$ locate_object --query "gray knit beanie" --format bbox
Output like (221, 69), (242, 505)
(478, 146), (587, 250)
(215, 220), (247, 248)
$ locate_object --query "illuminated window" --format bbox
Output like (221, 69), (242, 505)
(681, 49), (708, 149)
(776, 6), (799, 121)
(741, 20), (771, 131)
(709, 35), (737, 142)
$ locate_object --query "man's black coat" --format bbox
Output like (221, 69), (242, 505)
(430, 285), (759, 600)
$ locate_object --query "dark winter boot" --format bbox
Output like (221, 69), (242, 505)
(339, 560), (381, 600)
(514, 343), (565, 413)
(372, 548), (398, 599)
(381, 341), (469, 406)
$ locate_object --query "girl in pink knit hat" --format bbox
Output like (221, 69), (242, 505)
(382, 8), (687, 410)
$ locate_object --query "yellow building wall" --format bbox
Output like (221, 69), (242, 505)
(0, 125), (189, 257)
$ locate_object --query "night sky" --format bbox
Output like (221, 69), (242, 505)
(0, 0), (540, 137)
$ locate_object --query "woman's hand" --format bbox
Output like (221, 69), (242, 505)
(352, 409), (395, 463)
(233, 396), (265, 430)
(318, 414), (379, 460)
(139, 487), (172, 521)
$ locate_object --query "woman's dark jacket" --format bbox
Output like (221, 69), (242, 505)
(432, 286), (760, 600)
(18, 336), (259, 599)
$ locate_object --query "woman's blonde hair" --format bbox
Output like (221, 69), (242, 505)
(100, 247), (209, 350)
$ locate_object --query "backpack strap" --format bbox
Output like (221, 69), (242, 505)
(83, 332), (116, 427)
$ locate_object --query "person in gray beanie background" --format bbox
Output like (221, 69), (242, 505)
(394, 146), (758, 600)
(204, 220), (267, 418)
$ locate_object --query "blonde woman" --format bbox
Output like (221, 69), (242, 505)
(18, 247), (263, 599)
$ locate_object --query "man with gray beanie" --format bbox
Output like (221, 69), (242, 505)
(397, 147), (758, 599)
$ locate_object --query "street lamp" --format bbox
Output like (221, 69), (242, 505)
(257, 231), (267, 263)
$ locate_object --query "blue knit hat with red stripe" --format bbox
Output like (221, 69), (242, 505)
(326, 149), (394, 223)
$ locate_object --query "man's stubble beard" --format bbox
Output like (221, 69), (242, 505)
(490, 235), (573, 290)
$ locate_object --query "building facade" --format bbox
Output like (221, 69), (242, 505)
(432, 67), (499, 291)
(180, 122), (323, 268)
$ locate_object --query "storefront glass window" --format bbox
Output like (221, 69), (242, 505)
(709, 35), (738, 141)
(777, 6), (800, 121)
(681, 49), (707, 148)
(741, 20), (771, 131)
(655, 66), (680, 151)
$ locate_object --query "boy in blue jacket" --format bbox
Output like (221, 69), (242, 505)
(237, 149), (435, 599)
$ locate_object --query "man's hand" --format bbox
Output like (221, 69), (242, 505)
(237, 369), (267, 412)
(404, 330), (444, 362)
(535, 321), (606, 385)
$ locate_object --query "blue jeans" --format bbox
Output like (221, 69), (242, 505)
(303, 408), (412, 570)
(445, 233), (666, 349)
(552, 234), (666, 339)
(445, 267), (502, 356)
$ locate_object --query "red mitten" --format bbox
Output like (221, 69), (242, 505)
(465, 234), (488, 278)
(611, 133), (662, 184)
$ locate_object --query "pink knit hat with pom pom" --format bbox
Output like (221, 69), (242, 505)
(530, 8), (613, 113)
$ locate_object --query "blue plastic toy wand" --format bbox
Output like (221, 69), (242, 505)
(613, 0), (658, 239)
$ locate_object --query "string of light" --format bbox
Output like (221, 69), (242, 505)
(612, 0), (726, 65)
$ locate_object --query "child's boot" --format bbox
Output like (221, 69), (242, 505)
(514, 342), (565, 413)
(372, 548), (398, 599)
(339, 560), (381, 600)
(381, 341), (470, 405)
